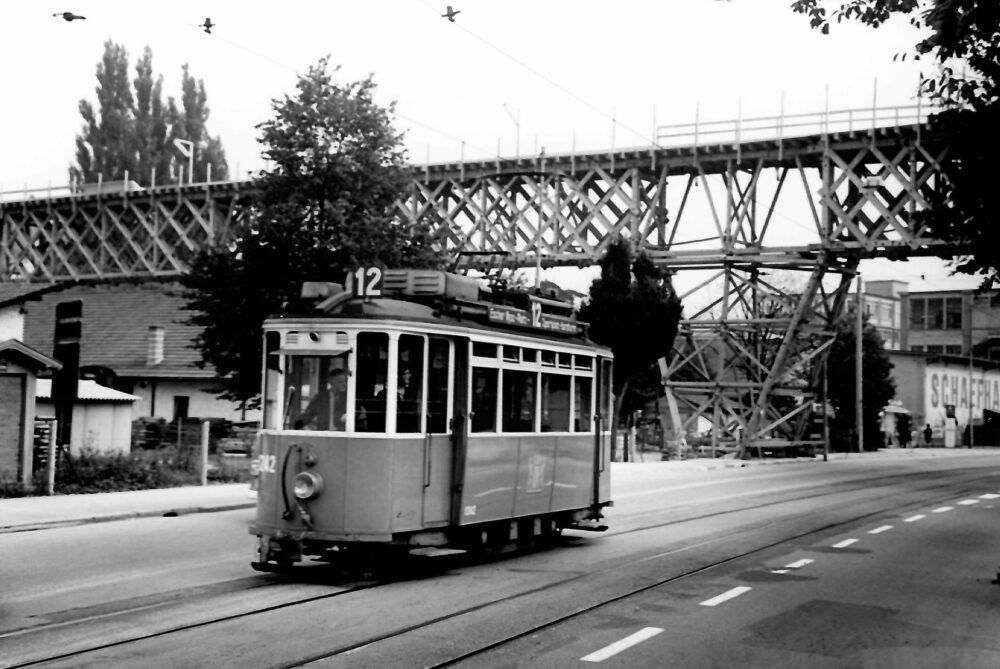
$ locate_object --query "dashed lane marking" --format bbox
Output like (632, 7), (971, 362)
(581, 627), (664, 662)
(932, 506), (953, 513)
(904, 514), (925, 522)
(957, 499), (979, 506)
(784, 558), (814, 569)
(980, 493), (1000, 500)
(699, 586), (752, 607)
(832, 538), (858, 548)
(868, 525), (893, 534)
(771, 569), (789, 574)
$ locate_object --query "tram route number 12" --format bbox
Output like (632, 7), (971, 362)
(348, 267), (384, 298)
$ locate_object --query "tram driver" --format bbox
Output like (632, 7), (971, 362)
(298, 368), (348, 430)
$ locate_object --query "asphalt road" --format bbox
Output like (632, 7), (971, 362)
(3, 450), (999, 668)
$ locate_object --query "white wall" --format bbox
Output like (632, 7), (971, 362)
(0, 305), (24, 341)
(924, 362), (1000, 428)
(36, 401), (134, 455)
(128, 378), (260, 423)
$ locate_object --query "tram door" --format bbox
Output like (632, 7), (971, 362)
(422, 337), (454, 525)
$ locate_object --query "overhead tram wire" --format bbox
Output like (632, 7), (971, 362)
(177, 18), (497, 161)
(420, 0), (664, 151)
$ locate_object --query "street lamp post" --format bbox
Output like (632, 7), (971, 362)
(173, 139), (195, 184)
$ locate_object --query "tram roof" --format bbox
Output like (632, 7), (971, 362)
(268, 296), (605, 350)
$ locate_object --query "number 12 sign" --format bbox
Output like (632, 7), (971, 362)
(348, 267), (384, 298)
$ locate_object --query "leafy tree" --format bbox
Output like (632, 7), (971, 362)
(791, 0), (1000, 287)
(825, 307), (896, 451)
(71, 40), (228, 186)
(182, 58), (441, 407)
(579, 238), (683, 432)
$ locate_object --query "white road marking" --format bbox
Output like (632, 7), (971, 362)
(868, 525), (893, 534)
(980, 493), (1000, 500)
(581, 627), (664, 662)
(832, 538), (858, 548)
(932, 506), (953, 513)
(784, 558), (814, 569)
(904, 514), (925, 522)
(957, 499), (979, 506)
(699, 586), (752, 607)
(771, 569), (789, 574)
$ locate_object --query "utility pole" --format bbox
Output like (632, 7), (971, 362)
(856, 273), (864, 453)
(969, 345), (975, 448)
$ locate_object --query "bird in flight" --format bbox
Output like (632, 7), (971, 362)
(53, 12), (86, 21)
(442, 5), (460, 22)
(201, 18), (214, 34)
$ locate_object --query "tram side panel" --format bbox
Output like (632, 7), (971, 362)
(459, 433), (609, 525)
(512, 435), (558, 518)
(459, 436), (520, 524)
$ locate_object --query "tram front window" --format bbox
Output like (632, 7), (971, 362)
(284, 354), (349, 430)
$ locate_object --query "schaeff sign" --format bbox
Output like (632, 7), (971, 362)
(925, 363), (1000, 424)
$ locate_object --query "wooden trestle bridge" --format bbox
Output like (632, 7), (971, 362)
(0, 105), (955, 453)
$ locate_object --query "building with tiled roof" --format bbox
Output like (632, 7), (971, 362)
(12, 280), (257, 424)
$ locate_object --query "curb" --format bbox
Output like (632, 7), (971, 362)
(0, 502), (257, 535)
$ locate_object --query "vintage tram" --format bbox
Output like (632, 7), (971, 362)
(250, 268), (613, 570)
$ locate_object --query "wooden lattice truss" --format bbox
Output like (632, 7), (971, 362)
(1, 128), (950, 449)
(0, 184), (253, 282)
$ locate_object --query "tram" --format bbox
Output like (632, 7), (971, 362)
(250, 268), (613, 570)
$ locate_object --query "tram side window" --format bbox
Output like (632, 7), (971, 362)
(599, 358), (613, 428)
(471, 367), (498, 432)
(356, 332), (389, 431)
(541, 373), (570, 432)
(428, 338), (450, 433)
(285, 354), (349, 431)
(396, 334), (424, 433)
(574, 377), (592, 432)
(502, 370), (537, 432)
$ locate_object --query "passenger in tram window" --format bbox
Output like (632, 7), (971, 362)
(396, 368), (421, 432)
(298, 368), (347, 430)
(471, 369), (497, 432)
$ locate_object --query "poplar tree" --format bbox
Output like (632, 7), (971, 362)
(580, 238), (683, 426)
(71, 40), (229, 186)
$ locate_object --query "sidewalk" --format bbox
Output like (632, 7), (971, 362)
(0, 483), (257, 534)
(1, 448), (993, 534)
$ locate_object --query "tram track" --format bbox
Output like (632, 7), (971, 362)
(7, 466), (997, 668)
(283, 468), (1000, 668)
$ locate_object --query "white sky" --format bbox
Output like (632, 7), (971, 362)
(0, 0), (978, 292)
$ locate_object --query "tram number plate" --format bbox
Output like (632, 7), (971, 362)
(463, 505), (477, 517)
(348, 267), (384, 298)
(257, 454), (277, 475)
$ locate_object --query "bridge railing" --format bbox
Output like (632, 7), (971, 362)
(0, 177), (247, 204)
(655, 103), (936, 149)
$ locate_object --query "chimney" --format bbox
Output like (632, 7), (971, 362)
(147, 326), (164, 366)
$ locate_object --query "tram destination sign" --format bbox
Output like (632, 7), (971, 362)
(487, 304), (579, 335)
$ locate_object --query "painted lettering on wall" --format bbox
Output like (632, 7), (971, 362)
(925, 364), (1000, 426)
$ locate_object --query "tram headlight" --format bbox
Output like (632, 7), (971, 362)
(293, 471), (324, 500)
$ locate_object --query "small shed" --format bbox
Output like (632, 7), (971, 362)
(0, 339), (61, 489)
(35, 379), (139, 455)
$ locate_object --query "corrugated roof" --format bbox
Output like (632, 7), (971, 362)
(35, 378), (140, 402)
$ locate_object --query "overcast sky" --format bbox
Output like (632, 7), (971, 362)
(0, 1), (977, 291)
